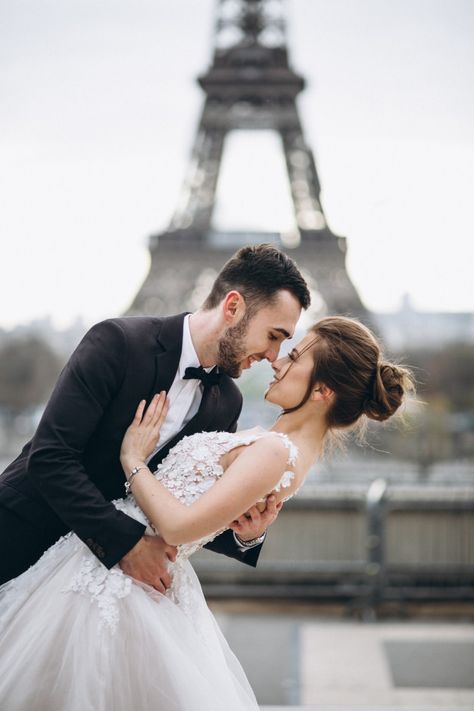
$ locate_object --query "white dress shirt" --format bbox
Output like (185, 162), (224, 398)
(145, 314), (208, 463)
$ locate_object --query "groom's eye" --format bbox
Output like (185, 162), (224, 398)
(269, 333), (279, 341)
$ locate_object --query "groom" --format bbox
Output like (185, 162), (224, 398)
(0, 244), (310, 590)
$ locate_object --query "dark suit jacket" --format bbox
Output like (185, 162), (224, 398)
(0, 313), (264, 570)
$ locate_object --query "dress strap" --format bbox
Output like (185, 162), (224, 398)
(266, 431), (299, 466)
(230, 428), (298, 466)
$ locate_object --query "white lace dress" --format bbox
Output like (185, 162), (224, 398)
(0, 429), (298, 711)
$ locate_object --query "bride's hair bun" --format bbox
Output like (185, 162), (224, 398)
(363, 362), (409, 422)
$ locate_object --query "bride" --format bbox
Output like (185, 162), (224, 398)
(0, 316), (412, 711)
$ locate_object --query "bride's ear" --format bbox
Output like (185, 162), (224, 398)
(311, 383), (334, 402)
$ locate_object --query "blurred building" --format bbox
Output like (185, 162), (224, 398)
(376, 294), (474, 349)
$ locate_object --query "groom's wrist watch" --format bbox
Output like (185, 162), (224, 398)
(233, 531), (266, 549)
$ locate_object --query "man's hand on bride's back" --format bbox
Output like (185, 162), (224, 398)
(120, 392), (169, 468)
(119, 535), (177, 593)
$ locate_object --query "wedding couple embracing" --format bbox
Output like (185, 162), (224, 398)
(0, 244), (412, 710)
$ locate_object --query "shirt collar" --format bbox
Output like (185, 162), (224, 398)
(178, 314), (213, 378)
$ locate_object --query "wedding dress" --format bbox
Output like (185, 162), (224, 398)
(0, 428), (298, 711)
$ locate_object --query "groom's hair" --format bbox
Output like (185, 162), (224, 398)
(202, 244), (310, 312)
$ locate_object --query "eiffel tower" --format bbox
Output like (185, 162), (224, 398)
(128, 0), (369, 322)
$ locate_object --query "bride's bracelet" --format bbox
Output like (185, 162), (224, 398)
(124, 464), (148, 495)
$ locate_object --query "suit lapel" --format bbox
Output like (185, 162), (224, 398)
(147, 312), (189, 402)
(185, 382), (220, 433)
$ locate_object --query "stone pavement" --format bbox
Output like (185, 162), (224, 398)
(298, 621), (473, 708)
(211, 603), (474, 709)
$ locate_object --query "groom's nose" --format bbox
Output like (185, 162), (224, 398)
(263, 345), (280, 362)
(265, 351), (277, 362)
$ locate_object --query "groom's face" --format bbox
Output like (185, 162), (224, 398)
(217, 289), (301, 377)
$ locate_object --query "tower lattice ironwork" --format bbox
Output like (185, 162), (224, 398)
(128, 0), (369, 322)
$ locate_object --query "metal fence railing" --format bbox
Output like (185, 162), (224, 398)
(193, 483), (474, 611)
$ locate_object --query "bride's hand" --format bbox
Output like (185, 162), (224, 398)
(120, 392), (169, 468)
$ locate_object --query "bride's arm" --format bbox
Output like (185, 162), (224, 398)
(120, 395), (291, 545)
(123, 437), (290, 546)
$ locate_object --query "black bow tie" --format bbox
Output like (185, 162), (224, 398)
(183, 366), (222, 387)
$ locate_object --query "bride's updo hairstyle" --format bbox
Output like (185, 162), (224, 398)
(287, 317), (413, 430)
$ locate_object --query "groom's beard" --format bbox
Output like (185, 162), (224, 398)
(216, 314), (251, 378)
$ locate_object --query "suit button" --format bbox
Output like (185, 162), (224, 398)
(85, 538), (105, 559)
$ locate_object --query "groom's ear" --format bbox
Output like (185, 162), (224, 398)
(222, 291), (246, 324)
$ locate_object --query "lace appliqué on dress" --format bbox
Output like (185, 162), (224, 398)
(65, 553), (132, 633)
(257, 431), (299, 502)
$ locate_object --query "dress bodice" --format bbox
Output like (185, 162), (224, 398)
(115, 428), (299, 560)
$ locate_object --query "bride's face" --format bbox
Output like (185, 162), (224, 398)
(264, 333), (318, 409)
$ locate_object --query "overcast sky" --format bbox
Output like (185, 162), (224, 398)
(1, 0), (473, 328)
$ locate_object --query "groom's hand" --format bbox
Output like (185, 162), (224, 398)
(228, 495), (283, 541)
(119, 534), (177, 593)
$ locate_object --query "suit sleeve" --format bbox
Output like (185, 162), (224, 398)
(204, 529), (263, 567)
(26, 319), (145, 568)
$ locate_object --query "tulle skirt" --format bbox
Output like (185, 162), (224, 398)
(0, 533), (259, 711)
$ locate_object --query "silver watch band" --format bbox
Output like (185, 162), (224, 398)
(233, 530), (266, 549)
